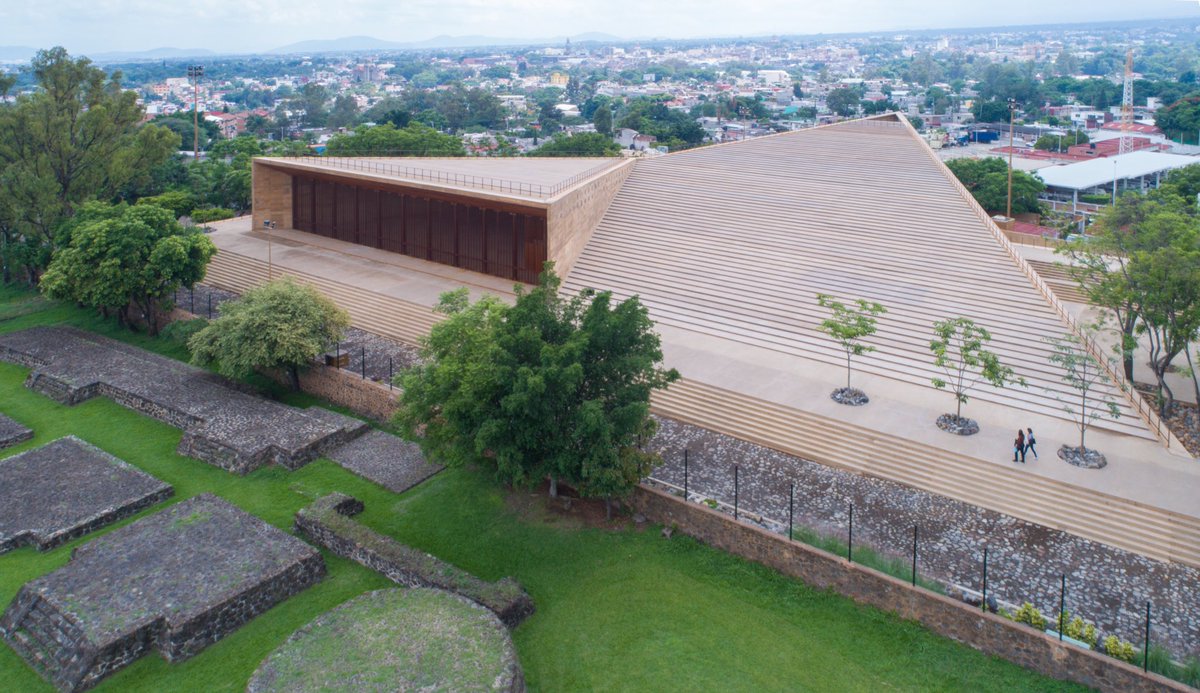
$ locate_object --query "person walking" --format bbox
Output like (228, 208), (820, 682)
(1013, 429), (1026, 463)
(1025, 427), (1038, 460)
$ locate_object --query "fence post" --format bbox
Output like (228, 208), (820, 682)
(982, 546), (989, 612)
(911, 525), (918, 587)
(847, 502), (854, 563)
(190, 287), (195, 313)
(788, 482), (794, 542)
(335, 342), (340, 369)
(388, 357), (393, 390)
(733, 465), (739, 520)
(1059, 575), (1066, 640)
(1144, 601), (1152, 672)
(207, 294), (212, 319)
(360, 346), (366, 379)
(683, 448), (688, 502)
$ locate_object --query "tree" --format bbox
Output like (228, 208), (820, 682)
(972, 99), (1012, 124)
(324, 123), (466, 157)
(396, 264), (679, 516)
(532, 133), (620, 157)
(0, 47), (178, 284)
(826, 87), (861, 117)
(1034, 130), (1088, 153)
(1044, 333), (1121, 454)
(816, 294), (887, 395)
(326, 94), (359, 129)
(1128, 237), (1200, 416)
(296, 83), (329, 127)
(39, 203), (215, 334)
(1156, 95), (1200, 144)
(929, 317), (1023, 422)
(593, 102), (613, 136)
(945, 157), (1044, 215)
(188, 277), (350, 391)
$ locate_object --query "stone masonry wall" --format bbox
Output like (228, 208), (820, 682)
(295, 493), (534, 628)
(631, 485), (1189, 693)
(265, 365), (398, 423)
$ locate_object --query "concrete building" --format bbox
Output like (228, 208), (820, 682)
(228, 113), (1199, 574)
(1036, 150), (1199, 208)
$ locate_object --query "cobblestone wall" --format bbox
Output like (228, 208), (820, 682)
(632, 485), (1190, 693)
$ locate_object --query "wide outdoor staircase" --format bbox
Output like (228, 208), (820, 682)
(204, 251), (442, 345)
(203, 247), (1200, 570)
(653, 378), (1200, 569)
(2, 594), (91, 692)
(1026, 259), (1092, 305)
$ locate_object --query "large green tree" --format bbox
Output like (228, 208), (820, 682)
(39, 203), (215, 334)
(825, 87), (861, 117)
(324, 123), (466, 156)
(1156, 95), (1200, 144)
(532, 133), (620, 157)
(396, 265), (679, 516)
(188, 277), (350, 391)
(0, 47), (178, 284)
(945, 157), (1044, 215)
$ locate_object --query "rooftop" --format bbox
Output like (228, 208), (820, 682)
(256, 155), (625, 202)
(1036, 151), (1198, 191)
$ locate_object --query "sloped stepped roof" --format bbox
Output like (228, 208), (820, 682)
(260, 155), (624, 201)
(563, 116), (1149, 438)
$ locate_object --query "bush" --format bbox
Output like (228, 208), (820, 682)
(136, 190), (197, 218)
(1054, 611), (1098, 647)
(1079, 193), (1111, 205)
(190, 207), (236, 224)
(1102, 635), (1136, 662)
(1013, 602), (1046, 630)
(161, 317), (209, 344)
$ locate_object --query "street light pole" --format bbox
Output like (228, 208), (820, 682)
(187, 65), (204, 163)
(1007, 98), (1016, 219)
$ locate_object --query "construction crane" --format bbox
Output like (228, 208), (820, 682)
(1120, 50), (1134, 155)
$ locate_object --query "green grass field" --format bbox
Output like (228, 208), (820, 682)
(0, 285), (1087, 692)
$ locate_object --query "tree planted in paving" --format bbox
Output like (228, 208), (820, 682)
(1044, 332), (1121, 455)
(397, 264), (678, 516)
(0, 47), (178, 284)
(816, 293), (887, 397)
(929, 317), (1023, 423)
(39, 203), (215, 334)
(188, 277), (350, 390)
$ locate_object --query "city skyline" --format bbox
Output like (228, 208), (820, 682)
(4, 0), (1200, 56)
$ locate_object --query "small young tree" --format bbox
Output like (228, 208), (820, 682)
(188, 277), (349, 390)
(929, 317), (1024, 424)
(816, 293), (887, 396)
(1044, 333), (1122, 456)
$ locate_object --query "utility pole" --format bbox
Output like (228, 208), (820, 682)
(187, 65), (205, 163)
(1007, 97), (1016, 219)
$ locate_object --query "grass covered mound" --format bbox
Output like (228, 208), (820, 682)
(248, 588), (522, 693)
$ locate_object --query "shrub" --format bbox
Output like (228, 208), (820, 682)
(1079, 193), (1111, 205)
(1054, 611), (1098, 647)
(703, 499), (719, 509)
(1013, 602), (1046, 630)
(161, 317), (208, 345)
(1102, 635), (1136, 663)
(191, 207), (236, 224)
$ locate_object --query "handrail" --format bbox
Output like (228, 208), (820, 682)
(901, 116), (1174, 450)
(266, 155), (619, 199)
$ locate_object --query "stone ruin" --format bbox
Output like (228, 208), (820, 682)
(0, 327), (367, 474)
(0, 494), (324, 692)
(0, 436), (172, 554)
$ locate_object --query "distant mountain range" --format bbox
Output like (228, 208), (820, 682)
(267, 32), (623, 55)
(0, 45), (216, 64)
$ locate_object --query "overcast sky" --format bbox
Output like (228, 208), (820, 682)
(5, 0), (1200, 55)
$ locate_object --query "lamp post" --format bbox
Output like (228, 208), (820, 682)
(1112, 160), (1119, 206)
(187, 65), (204, 163)
(1006, 97), (1016, 219)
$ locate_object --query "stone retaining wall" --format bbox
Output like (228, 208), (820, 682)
(264, 365), (399, 423)
(631, 484), (1190, 693)
(295, 493), (534, 628)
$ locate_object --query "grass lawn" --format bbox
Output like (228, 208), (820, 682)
(0, 285), (1087, 692)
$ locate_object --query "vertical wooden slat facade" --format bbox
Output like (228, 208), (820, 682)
(290, 172), (546, 283)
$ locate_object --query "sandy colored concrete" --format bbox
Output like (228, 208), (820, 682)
(208, 216), (1200, 520)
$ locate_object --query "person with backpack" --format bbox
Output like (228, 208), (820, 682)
(1013, 429), (1026, 463)
(1025, 427), (1038, 460)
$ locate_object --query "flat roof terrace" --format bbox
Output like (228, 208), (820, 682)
(259, 156), (624, 202)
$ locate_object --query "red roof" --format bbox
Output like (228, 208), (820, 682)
(1100, 122), (1161, 135)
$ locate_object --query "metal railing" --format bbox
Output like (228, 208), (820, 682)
(907, 118), (1174, 450)
(268, 154), (619, 199)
